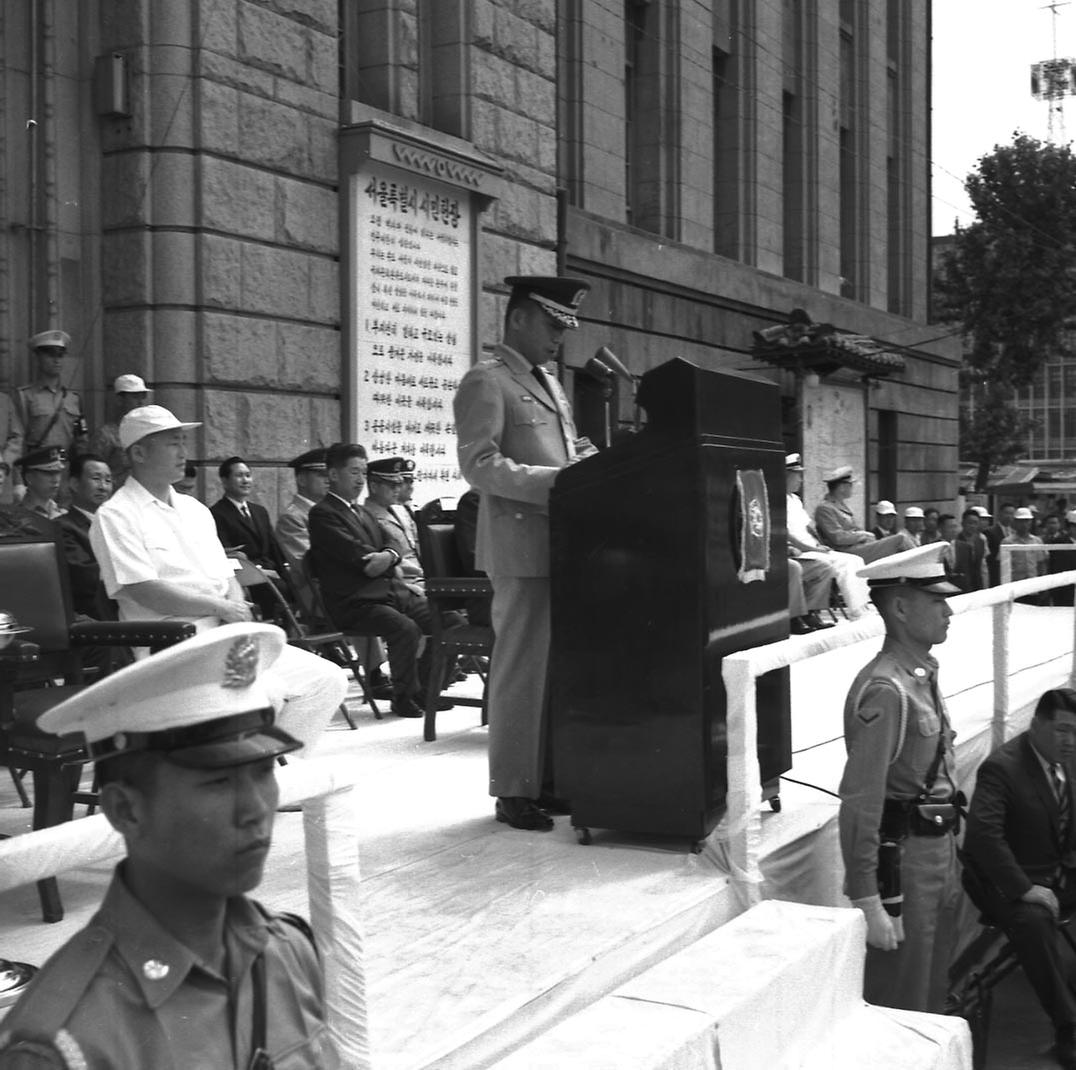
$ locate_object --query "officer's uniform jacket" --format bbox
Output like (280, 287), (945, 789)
(815, 496), (873, 550)
(365, 499), (423, 586)
(838, 637), (956, 900)
(454, 343), (594, 578)
(275, 494), (316, 572)
(0, 867), (338, 1069)
(14, 381), (86, 453)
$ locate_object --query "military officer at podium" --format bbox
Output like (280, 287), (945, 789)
(838, 542), (964, 1013)
(453, 275), (596, 831)
(0, 623), (338, 1068)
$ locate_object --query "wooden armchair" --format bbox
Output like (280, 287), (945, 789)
(415, 502), (494, 742)
(0, 512), (194, 921)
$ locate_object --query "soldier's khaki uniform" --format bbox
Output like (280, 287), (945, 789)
(839, 637), (963, 1012)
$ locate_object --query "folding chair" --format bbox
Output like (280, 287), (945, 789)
(415, 502), (494, 743)
(228, 550), (374, 726)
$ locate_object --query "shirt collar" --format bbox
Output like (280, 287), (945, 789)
(880, 635), (939, 682)
(294, 493), (316, 508)
(93, 866), (271, 1009)
(328, 491), (355, 508)
(125, 476), (177, 510)
(1028, 737), (1065, 781)
(72, 505), (97, 522)
(493, 342), (545, 378)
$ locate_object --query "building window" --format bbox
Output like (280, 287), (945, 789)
(885, 0), (911, 315)
(558, 0), (585, 206)
(838, 17), (859, 300)
(339, 0), (468, 136)
(712, 1), (740, 259)
(624, 0), (647, 226)
(624, 0), (678, 238)
(782, 0), (805, 281)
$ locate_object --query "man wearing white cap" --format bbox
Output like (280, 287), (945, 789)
(88, 373), (151, 487)
(814, 467), (915, 562)
(784, 454), (870, 620)
(88, 406), (346, 750)
(902, 506), (926, 547)
(838, 543), (963, 1013)
(870, 499), (899, 541)
(1002, 506), (1048, 591)
(0, 624), (339, 1068)
(13, 329), (88, 456)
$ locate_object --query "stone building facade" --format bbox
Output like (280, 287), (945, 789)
(1, 0), (958, 517)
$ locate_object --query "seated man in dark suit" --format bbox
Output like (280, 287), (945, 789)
(964, 687), (1076, 1068)
(210, 455), (290, 619)
(58, 452), (116, 620)
(308, 442), (435, 719)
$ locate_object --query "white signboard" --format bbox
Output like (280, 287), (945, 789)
(350, 167), (473, 504)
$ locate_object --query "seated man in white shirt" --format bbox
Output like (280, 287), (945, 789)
(89, 406), (347, 750)
(785, 454), (871, 620)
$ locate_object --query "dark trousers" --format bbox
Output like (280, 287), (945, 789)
(334, 585), (433, 699)
(988, 893), (1076, 1028)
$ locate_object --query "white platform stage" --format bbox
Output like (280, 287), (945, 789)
(1, 602), (1071, 1068)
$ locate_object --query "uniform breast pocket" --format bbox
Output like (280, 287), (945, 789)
(510, 398), (550, 428)
(915, 704), (940, 736)
(62, 394), (81, 418)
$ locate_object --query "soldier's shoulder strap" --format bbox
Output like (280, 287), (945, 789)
(249, 899), (318, 954)
(0, 925), (114, 1067)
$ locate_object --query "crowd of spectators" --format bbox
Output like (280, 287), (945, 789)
(784, 451), (1076, 625)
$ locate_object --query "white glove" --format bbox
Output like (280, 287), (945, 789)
(851, 895), (903, 951)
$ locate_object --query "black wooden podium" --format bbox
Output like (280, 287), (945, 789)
(549, 358), (792, 843)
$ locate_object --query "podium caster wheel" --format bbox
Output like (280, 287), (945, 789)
(769, 796), (782, 813)
(575, 827), (592, 846)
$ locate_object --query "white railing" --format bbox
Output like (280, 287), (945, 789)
(0, 757), (370, 1068)
(720, 562), (1076, 913)
(999, 539), (1076, 586)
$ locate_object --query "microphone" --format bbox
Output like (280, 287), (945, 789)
(595, 346), (634, 383)
(584, 355), (614, 381)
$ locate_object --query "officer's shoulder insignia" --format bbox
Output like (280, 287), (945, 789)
(857, 707), (882, 725)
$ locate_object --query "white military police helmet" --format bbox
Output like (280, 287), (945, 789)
(37, 623), (300, 768)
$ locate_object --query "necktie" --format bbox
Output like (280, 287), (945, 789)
(1053, 764), (1070, 843)
(532, 365), (555, 401)
(239, 503), (251, 521)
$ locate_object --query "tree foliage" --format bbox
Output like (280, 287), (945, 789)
(935, 134), (1076, 487)
(960, 383), (1036, 494)
(936, 133), (1076, 387)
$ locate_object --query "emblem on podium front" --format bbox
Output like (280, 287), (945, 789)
(736, 469), (771, 583)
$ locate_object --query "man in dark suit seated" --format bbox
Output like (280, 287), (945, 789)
(308, 442), (435, 719)
(58, 452), (116, 620)
(210, 455), (290, 619)
(964, 687), (1076, 1068)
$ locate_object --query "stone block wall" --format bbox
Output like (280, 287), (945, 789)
(97, 0), (340, 513)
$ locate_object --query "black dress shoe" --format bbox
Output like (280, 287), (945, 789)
(535, 793), (571, 815)
(791, 617), (813, 635)
(1056, 1026), (1076, 1070)
(391, 696), (425, 718)
(495, 797), (554, 831)
(806, 611), (836, 630)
